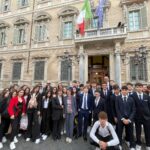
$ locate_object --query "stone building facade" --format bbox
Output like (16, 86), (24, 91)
(0, 0), (150, 88)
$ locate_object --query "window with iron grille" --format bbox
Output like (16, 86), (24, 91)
(61, 60), (72, 81)
(34, 61), (45, 80)
(12, 62), (22, 80)
(130, 57), (147, 81)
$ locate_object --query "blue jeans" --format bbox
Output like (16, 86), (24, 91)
(66, 113), (74, 138)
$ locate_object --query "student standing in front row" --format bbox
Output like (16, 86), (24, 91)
(52, 90), (64, 140)
(0, 89), (10, 149)
(115, 86), (136, 150)
(132, 83), (150, 150)
(41, 91), (52, 141)
(25, 85), (42, 144)
(8, 89), (26, 150)
(90, 111), (119, 150)
(92, 90), (105, 124)
(78, 86), (92, 141)
(64, 88), (77, 143)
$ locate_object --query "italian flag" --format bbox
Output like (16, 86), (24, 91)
(77, 0), (93, 35)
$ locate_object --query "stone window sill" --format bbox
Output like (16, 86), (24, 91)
(37, 0), (51, 4)
(13, 43), (27, 46)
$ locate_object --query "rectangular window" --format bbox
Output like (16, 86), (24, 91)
(12, 62), (22, 80)
(63, 22), (73, 39)
(18, 28), (25, 43)
(129, 10), (140, 31)
(130, 57), (147, 81)
(35, 24), (47, 42)
(21, 0), (28, 7)
(3, 0), (10, 12)
(34, 61), (45, 80)
(0, 29), (6, 46)
(128, 6), (147, 31)
(61, 60), (72, 81)
(14, 27), (25, 44)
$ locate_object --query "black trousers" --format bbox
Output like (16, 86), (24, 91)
(91, 135), (118, 150)
(52, 118), (63, 140)
(0, 117), (10, 142)
(26, 110), (40, 141)
(117, 121), (135, 148)
(135, 120), (150, 147)
(41, 109), (50, 135)
(10, 116), (21, 142)
(78, 110), (89, 137)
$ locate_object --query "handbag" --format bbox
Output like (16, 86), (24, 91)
(20, 115), (28, 130)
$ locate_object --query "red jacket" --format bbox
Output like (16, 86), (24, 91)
(8, 96), (26, 117)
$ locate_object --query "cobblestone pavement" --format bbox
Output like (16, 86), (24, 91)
(2, 135), (146, 150)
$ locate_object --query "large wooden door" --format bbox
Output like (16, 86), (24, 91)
(88, 55), (109, 84)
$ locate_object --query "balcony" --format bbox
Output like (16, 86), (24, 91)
(74, 27), (127, 44)
(120, 0), (145, 5)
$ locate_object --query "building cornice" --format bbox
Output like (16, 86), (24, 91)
(0, 0), (82, 20)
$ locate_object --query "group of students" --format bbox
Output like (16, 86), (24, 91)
(90, 82), (150, 150)
(0, 77), (149, 150)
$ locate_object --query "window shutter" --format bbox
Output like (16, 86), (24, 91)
(140, 6), (147, 29)
(35, 25), (39, 41)
(22, 28), (25, 43)
(13, 28), (18, 44)
(42, 24), (46, 41)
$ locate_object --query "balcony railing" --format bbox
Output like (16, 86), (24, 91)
(75, 27), (127, 43)
(121, 0), (145, 5)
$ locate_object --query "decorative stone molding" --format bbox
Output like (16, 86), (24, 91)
(58, 6), (79, 17)
(0, 21), (10, 28)
(11, 55), (26, 60)
(13, 17), (30, 25)
(127, 2), (145, 11)
(31, 54), (49, 59)
(34, 12), (52, 21)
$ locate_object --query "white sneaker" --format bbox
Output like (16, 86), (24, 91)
(0, 142), (3, 149)
(68, 138), (72, 143)
(2, 136), (7, 143)
(64, 130), (66, 134)
(35, 139), (40, 144)
(136, 145), (141, 150)
(10, 142), (16, 150)
(130, 148), (135, 150)
(61, 131), (63, 135)
(42, 135), (47, 141)
(42, 134), (45, 138)
(13, 136), (18, 143)
(18, 133), (22, 137)
(26, 138), (31, 142)
(119, 145), (122, 150)
(146, 147), (150, 150)
(66, 137), (69, 142)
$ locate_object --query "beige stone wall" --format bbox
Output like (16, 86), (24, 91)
(0, 0), (150, 88)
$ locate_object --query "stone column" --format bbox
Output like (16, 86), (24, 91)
(84, 53), (88, 84)
(115, 42), (122, 88)
(78, 45), (85, 84)
(147, 52), (150, 82)
(109, 52), (115, 81)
